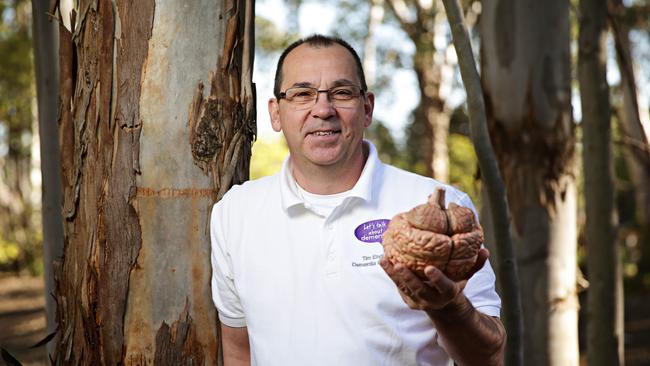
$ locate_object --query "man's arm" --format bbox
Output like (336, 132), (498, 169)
(427, 293), (505, 366)
(380, 249), (506, 366)
(221, 324), (251, 366)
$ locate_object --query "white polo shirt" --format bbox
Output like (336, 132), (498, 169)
(210, 141), (501, 366)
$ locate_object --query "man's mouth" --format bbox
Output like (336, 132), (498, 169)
(309, 129), (341, 136)
(313, 131), (336, 136)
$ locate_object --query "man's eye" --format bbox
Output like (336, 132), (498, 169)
(290, 90), (315, 100)
(331, 89), (354, 99)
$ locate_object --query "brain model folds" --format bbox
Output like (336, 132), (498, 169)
(382, 188), (484, 281)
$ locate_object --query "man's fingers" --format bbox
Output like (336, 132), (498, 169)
(380, 259), (410, 291)
(382, 259), (465, 311)
(381, 260), (426, 296)
(465, 247), (489, 280)
(383, 259), (449, 298)
(392, 263), (427, 297)
(380, 257), (398, 279)
(380, 259), (421, 307)
(424, 265), (456, 297)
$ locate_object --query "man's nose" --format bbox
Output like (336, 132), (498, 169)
(311, 90), (335, 118)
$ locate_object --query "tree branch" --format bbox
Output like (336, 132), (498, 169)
(615, 136), (650, 166)
(440, 0), (523, 365)
(384, 0), (417, 37)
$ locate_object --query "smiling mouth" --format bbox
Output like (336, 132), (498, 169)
(310, 130), (341, 136)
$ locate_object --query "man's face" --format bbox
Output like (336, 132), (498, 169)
(268, 43), (374, 171)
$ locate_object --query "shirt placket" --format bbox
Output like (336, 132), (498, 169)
(323, 210), (342, 276)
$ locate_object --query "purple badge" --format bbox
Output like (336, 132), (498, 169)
(354, 219), (390, 243)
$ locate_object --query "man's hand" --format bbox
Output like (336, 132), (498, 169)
(380, 248), (505, 366)
(380, 248), (489, 312)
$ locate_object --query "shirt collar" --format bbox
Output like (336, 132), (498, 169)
(279, 140), (382, 212)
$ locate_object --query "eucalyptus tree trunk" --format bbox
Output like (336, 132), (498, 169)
(441, 0), (524, 364)
(480, 1), (579, 365)
(578, 0), (623, 364)
(53, 0), (255, 364)
(31, 0), (64, 356)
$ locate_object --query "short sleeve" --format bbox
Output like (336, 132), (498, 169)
(210, 200), (247, 327)
(463, 260), (501, 317)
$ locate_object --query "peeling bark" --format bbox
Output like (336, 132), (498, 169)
(54, 0), (254, 364)
(55, 1), (154, 364)
(153, 303), (205, 366)
(188, 0), (256, 200)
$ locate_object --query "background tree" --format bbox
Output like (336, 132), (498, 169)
(0, 0), (41, 273)
(329, 0), (413, 170)
(385, 0), (454, 181)
(442, 0), (524, 363)
(480, 1), (579, 365)
(31, 0), (64, 354)
(53, 0), (255, 363)
(3, 0), (650, 363)
(578, 0), (623, 364)
(609, 0), (650, 286)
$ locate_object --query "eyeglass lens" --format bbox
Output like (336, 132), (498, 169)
(283, 86), (362, 110)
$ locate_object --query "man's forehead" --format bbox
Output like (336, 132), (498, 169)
(281, 43), (358, 84)
(287, 42), (349, 56)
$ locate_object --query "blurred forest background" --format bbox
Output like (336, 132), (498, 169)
(2, 0), (650, 364)
(251, 0), (650, 293)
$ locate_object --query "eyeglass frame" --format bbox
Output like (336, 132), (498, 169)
(277, 85), (367, 110)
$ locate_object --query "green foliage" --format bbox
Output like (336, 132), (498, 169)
(0, 236), (20, 264)
(448, 133), (480, 207)
(610, 108), (650, 290)
(249, 136), (289, 179)
(0, 0), (43, 275)
(0, 229), (42, 275)
(0, 0), (34, 159)
(365, 119), (403, 166)
(401, 111), (429, 176)
(256, 15), (299, 54)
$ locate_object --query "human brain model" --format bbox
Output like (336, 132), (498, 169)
(382, 188), (484, 281)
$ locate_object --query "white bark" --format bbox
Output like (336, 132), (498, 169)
(123, 1), (227, 363)
(480, 1), (578, 364)
(54, 0), (254, 363)
(547, 179), (579, 365)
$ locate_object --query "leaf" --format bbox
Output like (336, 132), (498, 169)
(1, 348), (23, 366)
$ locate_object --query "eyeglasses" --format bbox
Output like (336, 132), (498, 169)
(278, 85), (365, 110)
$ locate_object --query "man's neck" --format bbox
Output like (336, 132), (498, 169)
(290, 144), (368, 195)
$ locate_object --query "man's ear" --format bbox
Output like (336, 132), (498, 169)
(363, 92), (375, 128)
(268, 98), (282, 132)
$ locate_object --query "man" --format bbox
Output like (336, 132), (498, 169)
(210, 34), (506, 366)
